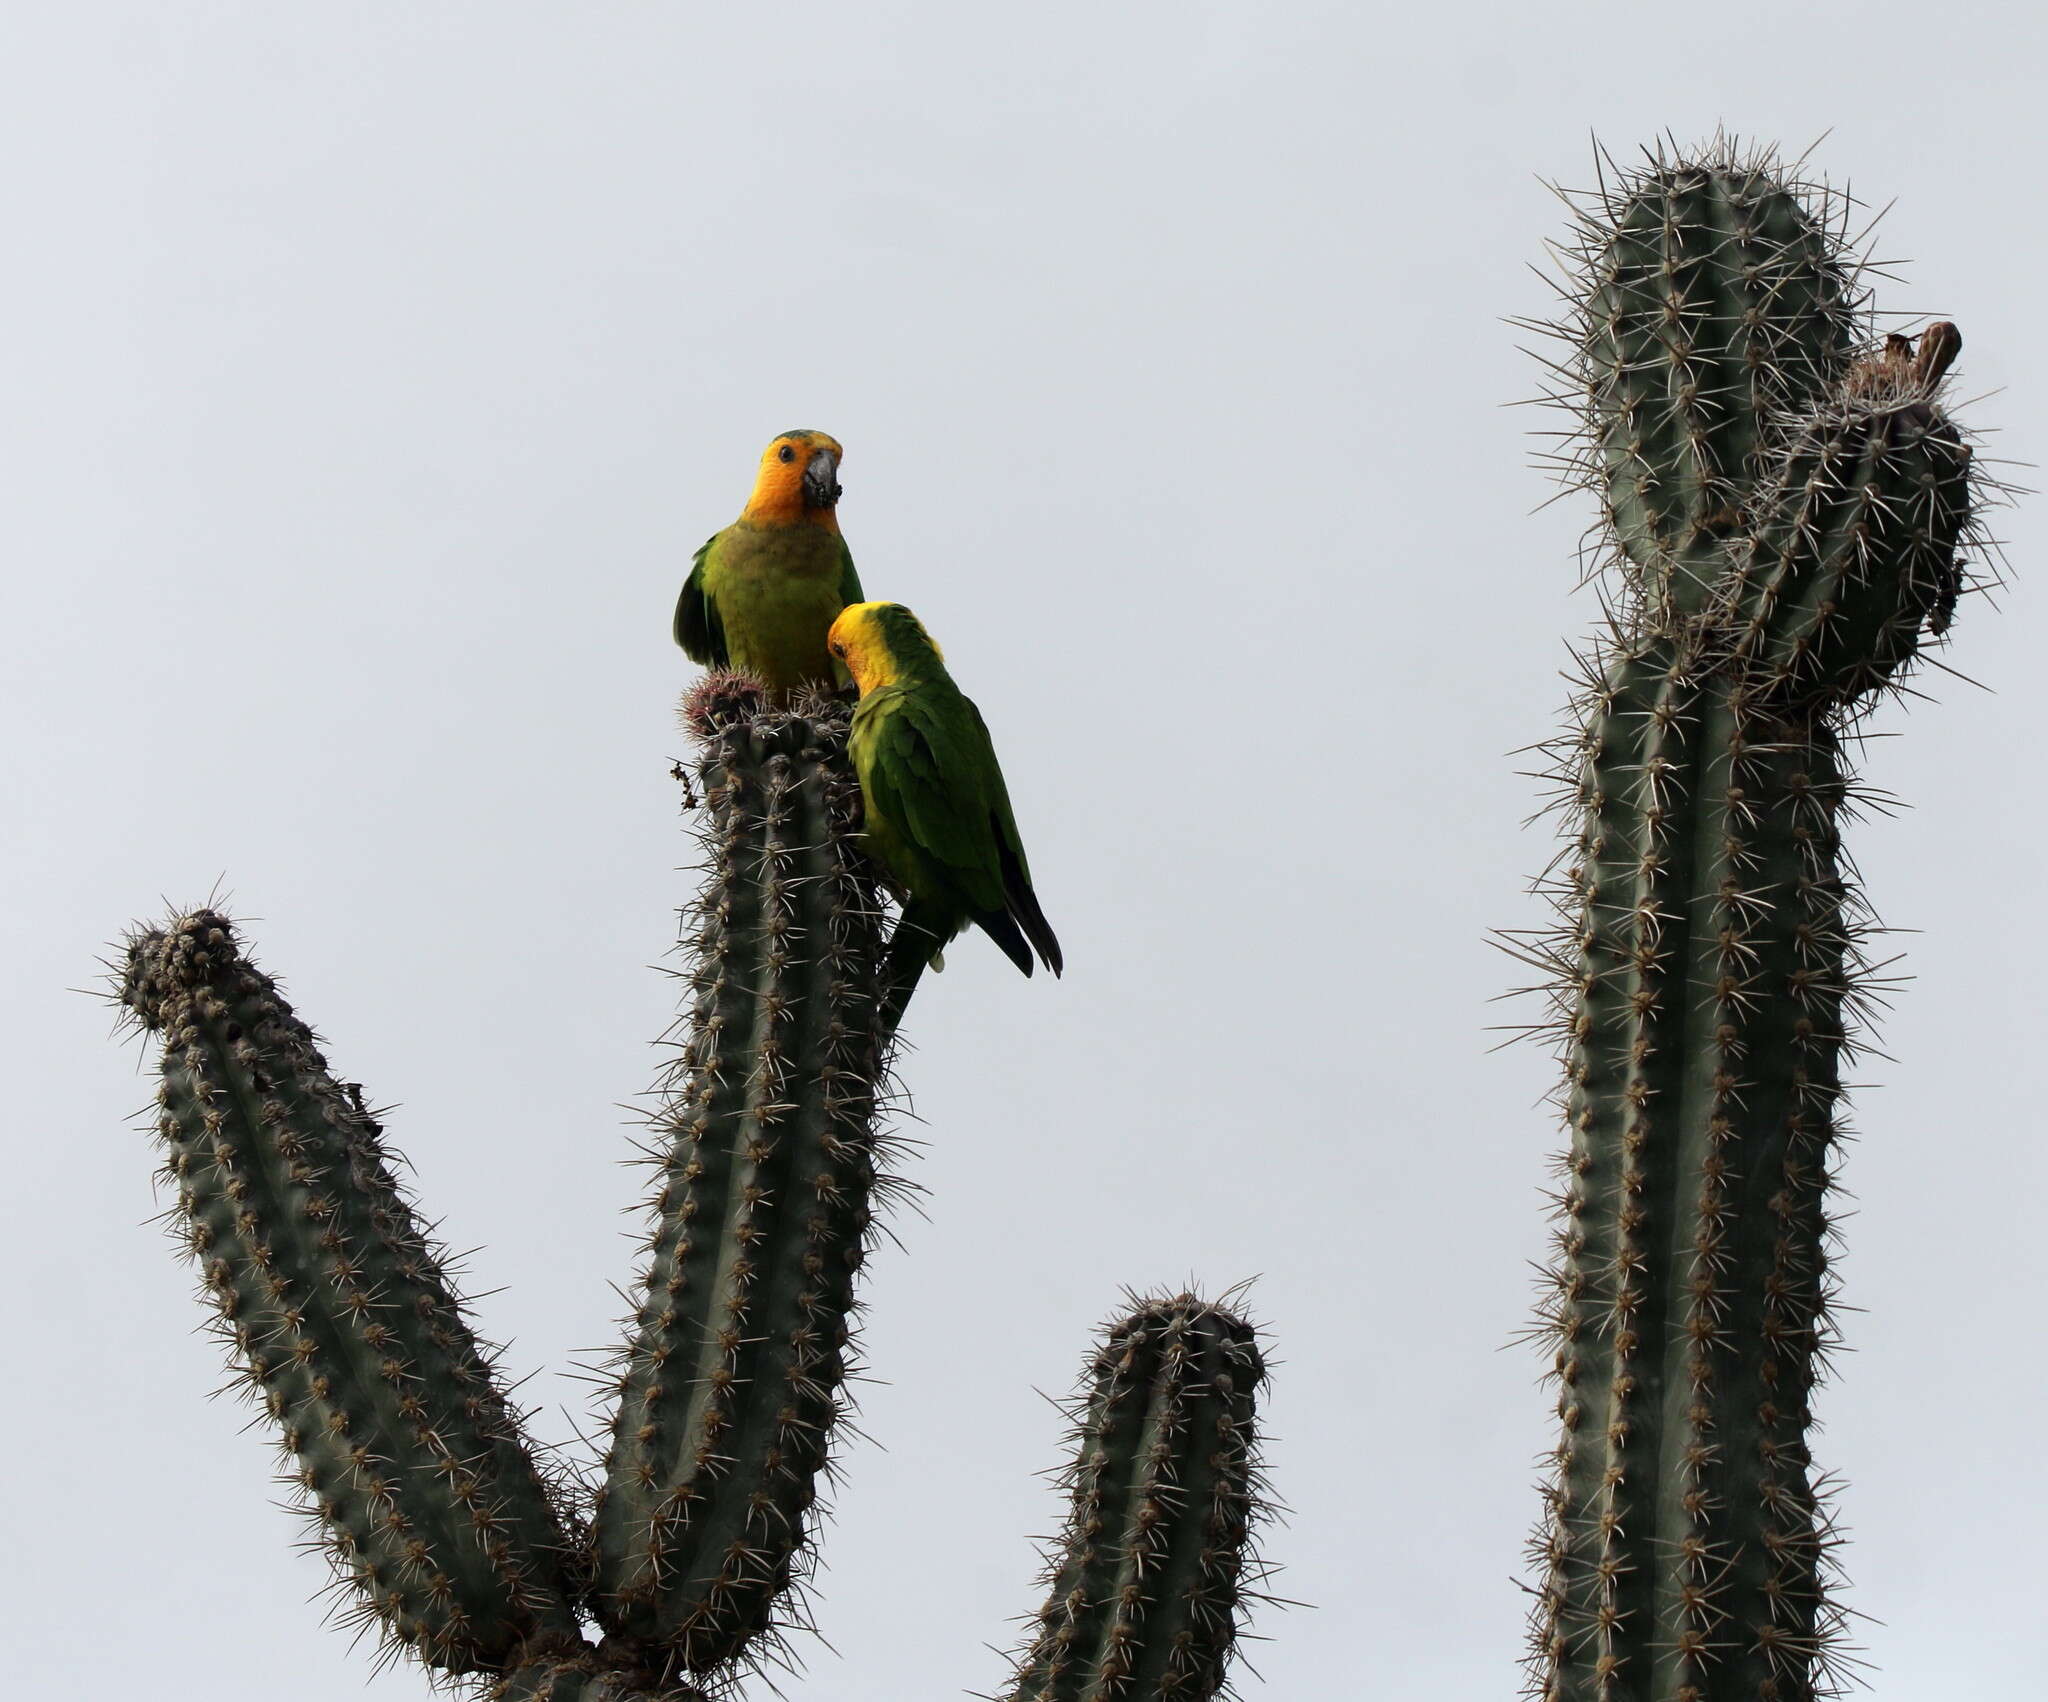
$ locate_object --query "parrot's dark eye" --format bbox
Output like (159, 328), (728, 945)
(777, 444), (797, 463)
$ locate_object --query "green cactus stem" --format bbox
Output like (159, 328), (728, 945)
(1514, 142), (1990, 1702)
(590, 680), (895, 1678)
(1534, 642), (1857, 1701)
(118, 911), (585, 1676)
(1003, 1294), (1269, 1702)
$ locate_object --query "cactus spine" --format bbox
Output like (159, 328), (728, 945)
(113, 677), (1271, 1699)
(1516, 145), (1987, 1702)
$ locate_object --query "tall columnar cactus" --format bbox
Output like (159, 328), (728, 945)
(112, 678), (1273, 1700)
(1512, 144), (1992, 1702)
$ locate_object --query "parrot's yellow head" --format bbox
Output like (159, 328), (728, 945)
(828, 601), (945, 694)
(742, 429), (844, 527)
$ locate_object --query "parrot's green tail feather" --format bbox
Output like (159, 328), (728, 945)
(998, 840), (1062, 976)
(973, 908), (1037, 978)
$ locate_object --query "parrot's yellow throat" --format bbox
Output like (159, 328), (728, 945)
(742, 430), (845, 528)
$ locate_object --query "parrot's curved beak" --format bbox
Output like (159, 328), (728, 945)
(802, 447), (843, 510)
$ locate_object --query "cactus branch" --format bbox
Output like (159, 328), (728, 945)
(1003, 1294), (1271, 1702)
(590, 683), (896, 1679)
(118, 911), (586, 1676)
(1544, 144), (1862, 616)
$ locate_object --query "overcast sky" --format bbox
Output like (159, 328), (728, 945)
(5, 4), (2042, 1697)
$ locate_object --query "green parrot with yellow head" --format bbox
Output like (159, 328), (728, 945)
(828, 600), (1061, 1024)
(674, 430), (864, 698)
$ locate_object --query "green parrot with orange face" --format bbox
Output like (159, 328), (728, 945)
(674, 430), (864, 698)
(828, 599), (1061, 1024)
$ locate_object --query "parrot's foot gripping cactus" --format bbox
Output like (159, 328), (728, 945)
(112, 679), (1274, 1699)
(1508, 140), (2000, 1702)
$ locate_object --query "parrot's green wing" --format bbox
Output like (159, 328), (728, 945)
(673, 536), (727, 665)
(869, 690), (1009, 911)
(862, 686), (1061, 976)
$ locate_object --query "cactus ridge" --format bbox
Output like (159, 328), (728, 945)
(117, 911), (586, 1676)
(590, 684), (903, 1682)
(1505, 140), (2001, 1702)
(1001, 1292), (1273, 1702)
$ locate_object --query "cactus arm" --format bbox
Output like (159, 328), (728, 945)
(1003, 1296), (1267, 1702)
(1577, 161), (1856, 611)
(591, 688), (890, 1677)
(118, 911), (584, 1675)
(1724, 328), (1974, 705)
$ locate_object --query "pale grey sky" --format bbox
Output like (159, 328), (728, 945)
(5, 4), (2042, 1697)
